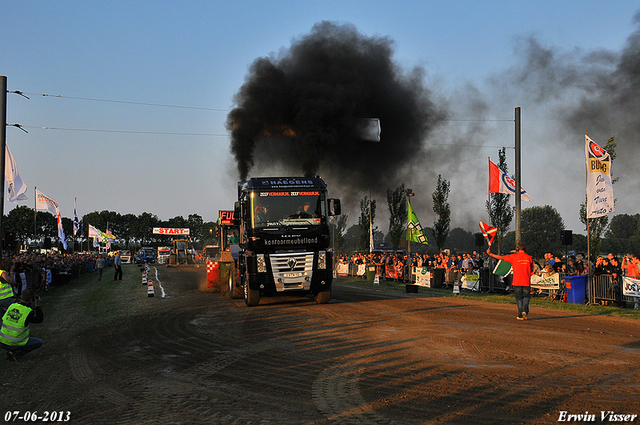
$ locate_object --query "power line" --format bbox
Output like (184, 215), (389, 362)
(19, 125), (229, 137)
(19, 92), (230, 112)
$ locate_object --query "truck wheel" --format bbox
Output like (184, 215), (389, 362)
(228, 268), (243, 299)
(243, 275), (260, 306)
(314, 289), (331, 304)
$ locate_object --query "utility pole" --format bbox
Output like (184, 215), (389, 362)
(0, 76), (7, 252)
(515, 107), (521, 245)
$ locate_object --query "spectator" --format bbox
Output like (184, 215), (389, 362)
(0, 288), (44, 362)
(593, 257), (607, 276)
(0, 259), (16, 317)
(114, 252), (123, 281)
(96, 255), (106, 281)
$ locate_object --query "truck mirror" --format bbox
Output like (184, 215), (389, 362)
(329, 199), (341, 216)
(234, 202), (241, 225)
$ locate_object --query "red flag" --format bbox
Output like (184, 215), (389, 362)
(488, 159), (530, 201)
(479, 222), (497, 246)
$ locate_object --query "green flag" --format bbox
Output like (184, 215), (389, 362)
(407, 201), (428, 244)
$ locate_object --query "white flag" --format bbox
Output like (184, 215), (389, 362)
(585, 134), (614, 218)
(35, 189), (67, 250)
(5, 144), (28, 202)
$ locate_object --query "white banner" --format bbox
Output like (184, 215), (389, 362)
(623, 277), (640, 298)
(461, 273), (480, 291)
(414, 267), (431, 287)
(585, 134), (614, 218)
(153, 227), (190, 235)
(5, 144), (28, 202)
(35, 189), (67, 250)
(531, 273), (560, 290)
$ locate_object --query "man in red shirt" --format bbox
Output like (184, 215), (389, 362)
(487, 241), (534, 320)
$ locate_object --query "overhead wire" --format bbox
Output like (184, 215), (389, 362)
(9, 90), (515, 145)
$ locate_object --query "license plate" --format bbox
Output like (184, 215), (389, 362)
(283, 272), (302, 278)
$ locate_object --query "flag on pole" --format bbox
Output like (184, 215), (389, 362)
(478, 222), (497, 246)
(407, 201), (428, 244)
(488, 159), (530, 201)
(73, 198), (79, 236)
(88, 224), (102, 239)
(585, 134), (614, 218)
(88, 224), (115, 242)
(5, 144), (28, 202)
(35, 189), (67, 250)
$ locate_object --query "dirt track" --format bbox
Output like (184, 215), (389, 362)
(1, 264), (639, 425)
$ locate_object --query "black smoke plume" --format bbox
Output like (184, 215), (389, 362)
(227, 21), (445, 193)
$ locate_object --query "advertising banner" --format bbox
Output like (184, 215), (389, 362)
(623, 277), (640, 298)
(585, 134), (614, 218)
(531, 273), (560, 290)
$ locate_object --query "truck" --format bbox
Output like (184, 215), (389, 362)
(157, 246), (171, 264)
(168, 239), (196, 265)
(231, 177), (341, 306)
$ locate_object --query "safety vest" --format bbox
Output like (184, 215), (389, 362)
(0, 270), (13, 300)
(0, 303), (32, 346)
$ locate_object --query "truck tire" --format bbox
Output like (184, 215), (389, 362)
(243, 275), (260, 306)
(314, 289), (331, 304)
(228, 268), (243, 299)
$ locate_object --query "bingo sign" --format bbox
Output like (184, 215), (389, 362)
(219, 210), (236, 226)
(153, 227), (190, 235)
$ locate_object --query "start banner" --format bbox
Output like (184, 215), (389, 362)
(153, 227), (190, 235)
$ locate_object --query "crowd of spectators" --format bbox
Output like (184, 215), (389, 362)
(335, 250), (496, 283)
(1, 250), (112, 297)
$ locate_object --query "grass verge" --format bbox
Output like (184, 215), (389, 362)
(336, 276), (640, 320)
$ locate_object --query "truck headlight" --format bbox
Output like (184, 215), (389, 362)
(257, 254), (266, 273)
(318, 251), (326, 269)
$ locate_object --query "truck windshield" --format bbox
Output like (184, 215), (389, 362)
(250, 190), (324, 228)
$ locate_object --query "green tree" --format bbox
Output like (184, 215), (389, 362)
(134, 212), (160, 246)
(358, 196), (376, 253)
(486, 147), (514, 254)
(521, 205), (565, 259)
(445, 228), (475, 253)
(187, 214), (205, 246)
(386, 184), (407, 252)
(579, 136), (617, 261)
(605, 214), (639, 239)
(329, 214), (348, 255)
(342, 224), (361, 254)
(5, 205), (35, 245)
(432, 174), (451, 252)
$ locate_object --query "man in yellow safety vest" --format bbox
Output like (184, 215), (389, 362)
(0, 259), (16, 317)
(0, 288), (44, 362)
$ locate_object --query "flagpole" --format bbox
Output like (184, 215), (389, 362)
(487, 157), (491, 226)
(515, 107), (521, 245)
(585, 131), (591, 269)
(34, 187), (37, 240)
(0, 76), (6, 253)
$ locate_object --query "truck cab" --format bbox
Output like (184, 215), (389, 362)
(234, 177), (340, 306)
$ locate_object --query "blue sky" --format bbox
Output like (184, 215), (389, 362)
(3, 1), (639, 235)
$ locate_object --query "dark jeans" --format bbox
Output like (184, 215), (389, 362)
(1, 337), (44, 359)
(114, 265), (123, 280)
(513, 285), (531, 317)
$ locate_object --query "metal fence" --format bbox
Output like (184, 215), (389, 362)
(336, 262), (638, 308)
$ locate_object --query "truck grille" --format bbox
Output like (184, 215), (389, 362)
(269, 252), (314, 291)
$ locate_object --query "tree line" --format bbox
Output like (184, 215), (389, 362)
(330, 139), (635, 261)
(3, 205), (221, 252)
